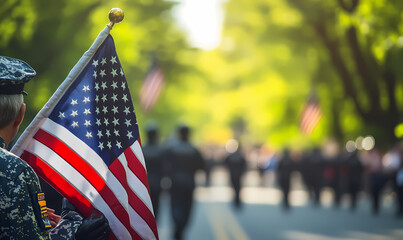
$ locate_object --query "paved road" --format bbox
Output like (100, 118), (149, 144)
(156, 168), (403, 240)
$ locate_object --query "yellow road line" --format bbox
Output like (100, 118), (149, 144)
(206, 203), (250, 240)
(206, 203), (230, 240)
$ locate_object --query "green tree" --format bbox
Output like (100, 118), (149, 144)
(222, 0), (403, 149)
(285, 0), (403, 149)
(1, 0), (189, 138)
(4, 0), (402, 150)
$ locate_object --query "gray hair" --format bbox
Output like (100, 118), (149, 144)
(0, 94), (24, 129)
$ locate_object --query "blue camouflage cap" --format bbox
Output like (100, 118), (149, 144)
(0, 56), (36, 95)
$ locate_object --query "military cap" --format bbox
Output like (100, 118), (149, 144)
(0, 56), (36, 95)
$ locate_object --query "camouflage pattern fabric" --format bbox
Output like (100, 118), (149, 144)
(0, 137), (50, 239)
(49, 211), (83, 240)
(0, 137), (83, 240)
(0, 56), (36, 84)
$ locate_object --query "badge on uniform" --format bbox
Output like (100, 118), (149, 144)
(36, 192), (52, 229)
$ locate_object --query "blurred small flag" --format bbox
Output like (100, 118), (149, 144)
(140, 59), (164, 112)
(12, 27), (158, 240)
(299, 95), (322, 135)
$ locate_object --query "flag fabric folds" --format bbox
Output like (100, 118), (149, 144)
(299, 95), (322, 135)
(139, 59), (164, 112)
(11, 27), (158, 240)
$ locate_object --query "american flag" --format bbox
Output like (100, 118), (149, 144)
(139, 59), (164, 112)
(11, 27), (158, 240)
(299, 95), (322, 135)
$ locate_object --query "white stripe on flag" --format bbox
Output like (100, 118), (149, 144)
(140, 67), (164, 111)
(40, 119), (130, 209)
(300, 103), (322, 134)
(131, 141), (146, 167)
(26, 139), (131, 240)
(118, 154), (156, 239)
(141, 68), (162, 99)
(39, 118), (155, 238)
(118, 154), (153, 212)
(144, 69), (164, 108)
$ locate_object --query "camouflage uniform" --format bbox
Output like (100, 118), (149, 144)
(0, 136), (82, 239)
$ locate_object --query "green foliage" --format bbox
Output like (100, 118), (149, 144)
(2, 0), (403, 151)
(1, 0), (187, 140)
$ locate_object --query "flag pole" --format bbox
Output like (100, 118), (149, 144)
(11, 8), (123, 156)
(107, 8), (124, 29)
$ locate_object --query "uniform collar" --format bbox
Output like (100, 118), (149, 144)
(0, 136), (5, 149)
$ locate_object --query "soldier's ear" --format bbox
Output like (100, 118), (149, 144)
(14, 103), (26, 128)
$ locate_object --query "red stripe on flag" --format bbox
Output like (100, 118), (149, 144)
(144, 71), (163, 109)
(109, 157), (159, 238)
(33, 128), (141, 239)
(299, 100), (322, 134)
(21, 150), (94, 217)
(125, 144), (150, 191)
(109, 233), (118, 240)
(138, 137), (142, 147)
(140, 67), (164, 111)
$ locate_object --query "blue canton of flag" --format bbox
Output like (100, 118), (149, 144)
(48, 36), (138, 166)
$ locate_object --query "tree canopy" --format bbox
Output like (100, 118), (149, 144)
(2, 0), (402, 151)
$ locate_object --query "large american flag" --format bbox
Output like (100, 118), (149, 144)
(139, 59), (164, 112)
(12, 27), (158, 240)
(299, 95), (322, 135)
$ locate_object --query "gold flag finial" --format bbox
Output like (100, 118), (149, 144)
(107, 8), (124, 29)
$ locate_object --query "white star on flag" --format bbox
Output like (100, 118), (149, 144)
(82, 85), (90, 92)
(71, 111), (78, 117)
(111, 56), (117, 64)
(100, 69), (106, 77)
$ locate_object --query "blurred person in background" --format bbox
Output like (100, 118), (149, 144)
(321, 141), (343, 208)
(383, 143), (403, 217)
(166, 124), (205, 240)
(364, 147), (385, 215)
(301, 147), (324, 207)
(276, 148), (294, 211)
(395, 144), (403, 217)
(334, 152), (349, 208)
(201, 144), (217, 187)
(142, 122), (166, 220)
(223, 140), (247, 209)
(257, 145), (278, 187)
(345, 149), (363, 211)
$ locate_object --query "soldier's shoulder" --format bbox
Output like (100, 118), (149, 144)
(0, 148), (32, 181)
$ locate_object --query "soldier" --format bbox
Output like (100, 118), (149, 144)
(0, 56), (110, 240)
(301, 147), (324, 206)
(276, 148), (293, 210)
(346, 149), (363, 211)
(396, 157), (403, 217)
(142, 122), (166, 219)
(166, 124), (205, 240)
(224, 141), (247, 209)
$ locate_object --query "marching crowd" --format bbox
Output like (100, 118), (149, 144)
(267, 142), (403, 216)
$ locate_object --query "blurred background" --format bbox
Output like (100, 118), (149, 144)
(2, 0), (403, 239)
